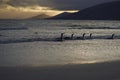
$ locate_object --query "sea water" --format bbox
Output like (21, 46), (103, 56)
(0, 20), (120, 67)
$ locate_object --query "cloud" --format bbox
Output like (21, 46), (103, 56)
(0, 3), (76, 19)
(0, 0), (9, 4)
(0, 0), (117, 19)
(0, 0), (79, 17)
(40, 0), (116, 10)
(0, 0), (116, 10)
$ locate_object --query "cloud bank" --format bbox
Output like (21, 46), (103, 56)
(0, 0), (117, 19)
(0, 0), (116, 10)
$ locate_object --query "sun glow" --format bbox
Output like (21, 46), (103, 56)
(0, 4), (78, 19)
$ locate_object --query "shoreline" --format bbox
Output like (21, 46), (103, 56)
(0, 60), (120, 80)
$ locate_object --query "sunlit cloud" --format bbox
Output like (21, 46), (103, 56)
(0, 0), (114, 19)
(0, 4), (78, 19)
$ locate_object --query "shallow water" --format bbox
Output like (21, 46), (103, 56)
(0, 20), (120, 67)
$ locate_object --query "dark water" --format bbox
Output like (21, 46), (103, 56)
(0, 20), (120, 67)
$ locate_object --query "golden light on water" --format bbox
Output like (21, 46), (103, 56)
(0, 4), (78, 19)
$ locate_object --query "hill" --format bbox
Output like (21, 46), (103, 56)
(50, 1), (120, 20)
(31, 14), (50, 19)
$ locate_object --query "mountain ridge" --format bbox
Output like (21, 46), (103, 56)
(31, 14), (50, 19)
(49, 1), (120, 20)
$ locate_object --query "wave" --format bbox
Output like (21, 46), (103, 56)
(0, 37), (61, 44)
(69, 25), (120, 29)
(69, 27), (120, 29)
(0, 34), (120, 44)
(0, 27), (28, 31)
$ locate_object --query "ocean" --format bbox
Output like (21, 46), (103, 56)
(0, 19), (120, 67)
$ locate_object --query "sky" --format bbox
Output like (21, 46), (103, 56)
(0, 0), (116, 19)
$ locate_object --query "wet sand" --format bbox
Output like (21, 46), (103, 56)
(0, 61), (120, 80)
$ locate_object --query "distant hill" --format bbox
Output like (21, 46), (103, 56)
(50, 1), (120, 20)
(31, 14), (50, 19)
(49, 12), (74, 19)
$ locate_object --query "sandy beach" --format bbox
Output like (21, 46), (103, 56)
(0, 61), (120, 80)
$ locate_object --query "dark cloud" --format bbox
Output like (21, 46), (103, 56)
(6, 0), (39, 6)
(40, 0), (116, 10)
(0, 0), (117, 10)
